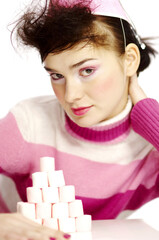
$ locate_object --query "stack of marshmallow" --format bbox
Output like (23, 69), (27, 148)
(17, 157), (92, 239)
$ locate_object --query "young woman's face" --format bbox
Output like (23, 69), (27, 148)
(44, 43), (129, 127)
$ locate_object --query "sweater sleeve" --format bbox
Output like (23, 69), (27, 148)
(0, 111), (31, 174)
(0, 111), (28, 212)
(0, 97), (57, 212)
(130, 98), (159, 151)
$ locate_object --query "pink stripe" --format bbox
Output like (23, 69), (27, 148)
(66, 121), (131, 144)
(65, 114), (131, 142)
(0, 112), (30, 173)
(1, 112), (158, 205)
(76, 177), (159, 219)
(0, 113), (56, 205)
(0, 113), (55, 174)
(55, 149), (159, 199)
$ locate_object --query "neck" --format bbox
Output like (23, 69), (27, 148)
(65, 96), (132, 143)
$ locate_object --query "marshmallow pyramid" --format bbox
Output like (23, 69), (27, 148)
(17, 157), (92, 239)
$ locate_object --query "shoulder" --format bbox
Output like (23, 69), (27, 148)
(10, 95), (63, 142)
(11, 95), (60, 113)
(11, 95), (61, 120)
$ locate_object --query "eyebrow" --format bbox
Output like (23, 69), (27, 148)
(44, 58), (98, 72)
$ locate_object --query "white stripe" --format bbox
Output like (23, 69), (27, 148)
(11, 96), (153, 165)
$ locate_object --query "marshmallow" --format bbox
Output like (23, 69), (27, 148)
(59, 218), (76, 233)
(70, 232), (92, 240)
(40, 157), (55, 172)
(43, 218), (58, 230)
(76, 215), (92, 232)
(48, 170), (65, 187)
(69, 200), (84, 218)
(42, 187), (59, 203)
(59, 185), (75, 203)
(32, 219), (43, 224)
(17, 202), (36, 219)
(36, 203), (52, 219)
(32, 172), (48, 188)
(27, 187), (42, 203)
(52, 202), (69, 219)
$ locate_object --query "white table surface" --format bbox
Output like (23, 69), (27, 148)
(92, 219), (159, 240)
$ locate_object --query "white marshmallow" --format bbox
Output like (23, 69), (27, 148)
(59, 185), (75, 203)
(76, 215), (92, 232)
(42, 187), (59, 203)
(52, 202), (69, 219)
(48, 170), (65, 187)
(17, 202), (36, 219)
(40, 157), (55, 172)
(32, 172), (48, 188)
(59, 218), (76, 233)
(27, 187), (42, 203)
(36, 202), (52, 219)
(17, 202), (23, 212)
(43, 218), (58, 230)
(69, 200), (84, 218)
(32, 219), (42, 225)
(70, 232), (92, 240)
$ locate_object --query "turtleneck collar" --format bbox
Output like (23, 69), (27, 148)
(65, 97), (132, 143)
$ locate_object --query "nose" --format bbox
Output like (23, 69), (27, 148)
(64, 78), (84, 103)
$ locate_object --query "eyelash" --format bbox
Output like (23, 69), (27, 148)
(80, 68), (96, 77)
(50, 73), (64, 81)
(50, 67), (97, 83)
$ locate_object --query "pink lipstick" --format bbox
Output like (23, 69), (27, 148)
(71, 106), (92, 116)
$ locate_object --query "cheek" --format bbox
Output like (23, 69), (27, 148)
(91, 77), (115, 97)
(52, 84), (64, 103)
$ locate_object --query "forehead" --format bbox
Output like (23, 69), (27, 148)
(45, 43), (94, 59)
(43, 42), (123, 74)
(44, 42), (113, 66)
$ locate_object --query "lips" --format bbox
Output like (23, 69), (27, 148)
(71, 106), (92, 116)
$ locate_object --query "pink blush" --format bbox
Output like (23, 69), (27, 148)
(93, 77), (114, 95)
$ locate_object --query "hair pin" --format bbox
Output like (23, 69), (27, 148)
(130, 26), (146, 50)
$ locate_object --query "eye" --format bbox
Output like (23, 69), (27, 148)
(80, 68), (95, 77)
(50, 73), (64, 81)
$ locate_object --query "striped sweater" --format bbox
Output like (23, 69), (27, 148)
(0, 95), (159, 219)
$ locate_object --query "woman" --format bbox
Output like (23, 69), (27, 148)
(0, 0), (158, 239)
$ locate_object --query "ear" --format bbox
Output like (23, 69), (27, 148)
(124, 43), (140, 77)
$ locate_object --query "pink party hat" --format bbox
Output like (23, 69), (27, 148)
(90, 0), (130, 22)
(50, 0), (130, 23)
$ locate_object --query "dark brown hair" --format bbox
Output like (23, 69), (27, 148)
(11, 0), (157, 74)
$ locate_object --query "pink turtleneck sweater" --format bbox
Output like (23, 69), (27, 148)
(0, 96), (159, 219)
